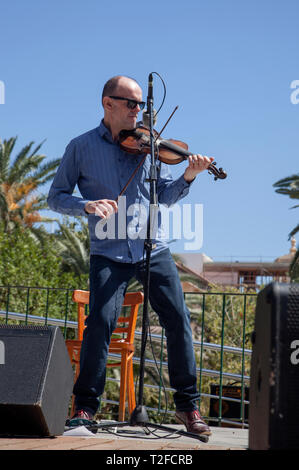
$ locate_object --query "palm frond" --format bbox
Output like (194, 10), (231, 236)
(289, 223), (299, 239)
(0, 136), (58, 232)
(273, 174), (299, 200)
(30, 158), (61, 185)
(273, 173), (299, 239)
(273, 173), (299, 188)
(0, 137), (17, 181)
(55, 221), (90, 276)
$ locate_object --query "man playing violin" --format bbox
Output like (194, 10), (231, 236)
(48, 75), (213, 437)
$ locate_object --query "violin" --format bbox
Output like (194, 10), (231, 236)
(119, 124), (227, 181)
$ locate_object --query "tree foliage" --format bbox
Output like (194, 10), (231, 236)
(0, 137), (60, 232)
(53, 217), (90, 281)
(273, 172), (299, 281)
(0, 223), (89, 328)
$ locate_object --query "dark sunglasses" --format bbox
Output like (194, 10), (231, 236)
(109, 95), (145, 110)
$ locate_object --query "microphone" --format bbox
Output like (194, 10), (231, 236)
(142, 73), (157, 127)
(142, 108), (157, 127)
(147, 72), (153, 103)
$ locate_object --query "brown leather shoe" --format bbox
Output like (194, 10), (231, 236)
(175, 409), (212, 436)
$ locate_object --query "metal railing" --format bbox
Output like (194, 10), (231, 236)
(0, 285), (257, 427)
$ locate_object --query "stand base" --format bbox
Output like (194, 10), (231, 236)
(129, 405), (149, 426)
(65, 417), (209, 443)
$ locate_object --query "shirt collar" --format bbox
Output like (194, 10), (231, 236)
(98, 119), (114, 144)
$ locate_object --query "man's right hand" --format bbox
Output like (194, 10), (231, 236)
(84, 199), (118, 219)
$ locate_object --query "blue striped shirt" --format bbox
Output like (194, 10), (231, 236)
(47, 120), (192, 263)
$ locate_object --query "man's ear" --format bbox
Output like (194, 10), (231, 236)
(102, 96), (113, 111)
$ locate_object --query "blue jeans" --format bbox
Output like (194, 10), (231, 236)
(73, 248), (200, 415)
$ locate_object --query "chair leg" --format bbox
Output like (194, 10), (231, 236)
(118, 355), (128, 421)
(67, 348), (80, 417)
(70, 394), (76, 417)
(69, 363), (79, 417)
(127, 357), (136, 415)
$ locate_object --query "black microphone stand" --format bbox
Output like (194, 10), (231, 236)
(124, 74), (208, 442)
(128, 72), (158, 426)
(66, 73), (209, 444)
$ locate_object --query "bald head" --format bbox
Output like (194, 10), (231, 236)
(101, 75), (141, 105)
(101, 75), (143, 140)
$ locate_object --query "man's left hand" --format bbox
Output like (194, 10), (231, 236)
(183, 154), (214, 183)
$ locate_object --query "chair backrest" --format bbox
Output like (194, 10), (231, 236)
(72, 290), (144, 344)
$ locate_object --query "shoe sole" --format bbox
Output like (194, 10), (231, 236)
(175, 414), (212, 436)
(65, 418), (98, 434)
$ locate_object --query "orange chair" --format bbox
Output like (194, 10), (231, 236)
(66, 290), (143, 421)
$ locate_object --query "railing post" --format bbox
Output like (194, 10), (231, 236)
(240, 294), (247, 427)
(45, 287), (50, 326)
(198, 293), (205, 411)
(5, 287), (10, 324)
(157, 328), (165, 413)
(218, 294), (226, 425)
(63, 289), (70, 338)
(25, 287), (30, 325)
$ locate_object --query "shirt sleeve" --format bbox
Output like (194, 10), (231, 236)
(47, 139), (89, 216)
(157, 161), (195, 206)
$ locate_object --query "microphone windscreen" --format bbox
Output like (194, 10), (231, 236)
(142, 109), (157, 127)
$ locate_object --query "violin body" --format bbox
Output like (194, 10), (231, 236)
(119, 125), (227, 181)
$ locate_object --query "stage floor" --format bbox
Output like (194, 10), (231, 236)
(0, 424), (248, 450)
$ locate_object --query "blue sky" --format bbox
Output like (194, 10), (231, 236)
(0, 0), (298, 261)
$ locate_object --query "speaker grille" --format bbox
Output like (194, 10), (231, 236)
(286, 284), (299, 445)
(0, 325), (50, 330)
(287, 284), (299, 333)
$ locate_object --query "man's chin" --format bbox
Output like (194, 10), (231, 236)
(123, 120), (137, 130)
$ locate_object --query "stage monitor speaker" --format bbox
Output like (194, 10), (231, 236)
(249, 282), (299, 449)
(0, 325), (74, 437)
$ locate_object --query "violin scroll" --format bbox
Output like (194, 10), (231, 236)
(207, 162), (227, 181)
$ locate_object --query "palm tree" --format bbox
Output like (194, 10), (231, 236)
(273, 173), (299, 238)
(54, 218), (90, 279)
(54, 218), (146, 291)
(0, 137), (60, 232)
(273, 173), (299, 281)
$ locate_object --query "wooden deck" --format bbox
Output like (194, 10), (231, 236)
(0, 424), (248, 451)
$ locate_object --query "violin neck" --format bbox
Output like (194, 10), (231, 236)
(158, 135), (227, 181)
(159, 139), (191, 159)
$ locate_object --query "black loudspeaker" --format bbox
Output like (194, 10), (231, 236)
(0, 325), (74, 437)
(249, 282), (299, 449)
